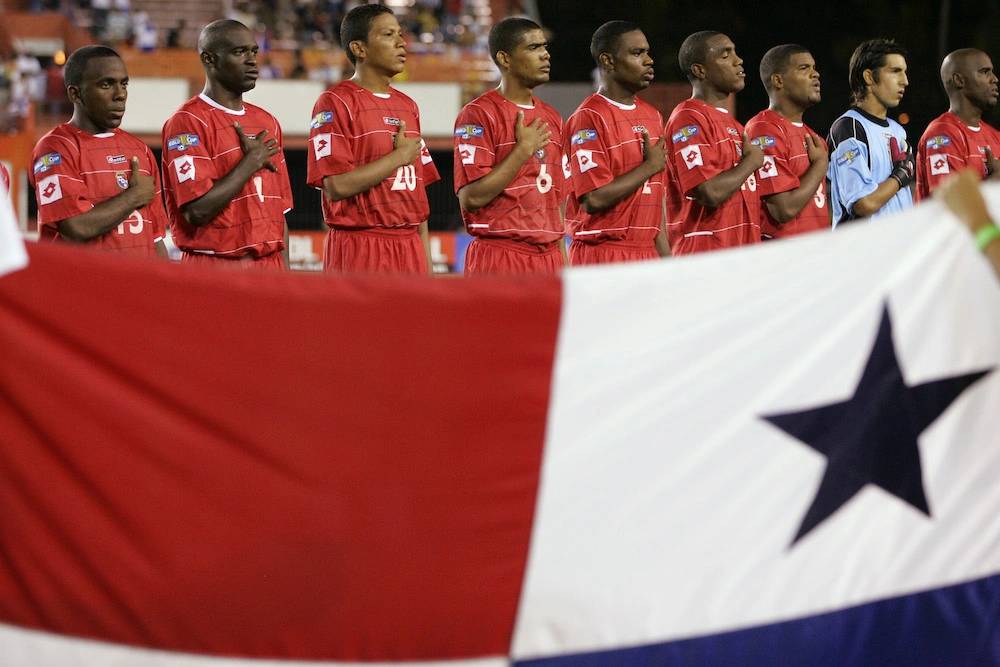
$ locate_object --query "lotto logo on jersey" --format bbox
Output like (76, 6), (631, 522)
(383, 117), (401, 127)
(727, 127), (740, 137)
(681, 145), (703, 169)
(173, 155), (195, 183)
(631, 125), (646, 134)
(562, 153), (571, 179)
(312, 133), (332, 159)
(116, 171), (129, 190)
(926, 135), (951, 150)
(751, 136), (776, 149)
(37, 174), (62, 204)
(420, 138), (434, 165)
(836, 149), (860, 166)
(929, 154), (950, 176)
(672, 125), (699, 143)
(454, 124), (484, 140)
(571, 129), (598, 145)
(575, 149), (598, 173)
(106, 154), (127, 165)
(167, 134), (200, 152)
(758, 156), (777, 179)
(310, 111), (334, 129)
(33, 153), (61, 174)
(458, 144), (477, 165)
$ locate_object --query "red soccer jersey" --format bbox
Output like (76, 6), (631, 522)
(563, 94), (665, 246)
(915, 112), (1000, 201)
(29, 123), (166, 258)
(745, 109), (830, 239)
(161, 94), (293, 258)
(664, 98), (761, 254)
(306, 80), (440, 230)
(452, 89), (565, 245)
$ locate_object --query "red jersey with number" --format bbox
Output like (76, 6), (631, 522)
(453, 89), (565, 245)
(161, 94), (292, 258)
(745, 109), (829, 239)
(30, 123), (165, 257)
(665, 99), (760, 254)
(307, 80), (440, 230)
(563, 94), (665, 245)
(916, 111), (1000, 201)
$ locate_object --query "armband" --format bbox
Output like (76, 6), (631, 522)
(975, 223), (1000, 252)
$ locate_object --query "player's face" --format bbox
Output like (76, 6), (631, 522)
(360, 13), (407, 77)
(611, 30), (654, 93)
(506, 28), (551, 88)
(209, 26), (260, 94)
(868, 54), (908, 110)
(781, 52), (821, 109)
(69, 56), (128, 134)
(701, 34), (745, 94)
(963, 52), (999, 112)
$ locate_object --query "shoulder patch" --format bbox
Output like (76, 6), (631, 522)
(672, 125), (699, 143)
(454, 124), (484, 139)
(925, 135), (951, 150)
(836, 148), (860, 166)
(33, 153), (61, 174)
(751, 136), (776, 149)
(570, 129), (598, 145)
(310, 111), (334, 129)
(166, 134), (200, 152)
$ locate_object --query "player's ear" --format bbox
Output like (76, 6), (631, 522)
(66, 84), (82, 105)
(862, 68), (875, 86)
(691, 63), (706, 81)
(199, 50), (215, 69)
(496, 50), (511, 69)
(599, 51), (614, 71)
(770, 73), (783, 90)
(349, 40), (366, 63)
(951, 72), (965, 89)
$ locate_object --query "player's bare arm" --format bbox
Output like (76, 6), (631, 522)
(323, 119), (421, 202)
(763, 133), (829, 223)
(984, 146), (1000, 180)
(458, 110), (550, 213)
(57, 156), (155, 242)
(690, 130), (764, 208)
(580, 129), (665, 214)
(180, 122), (280, 227)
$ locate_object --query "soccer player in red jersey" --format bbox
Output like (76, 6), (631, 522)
(161, 20), (293, 269)
(665, 31), (764, 254)
(745, 44), (830, 239)
(29, 45), (167, 259)
(453, 17), (566, 275)
(916, 48), (1000, 201)
(307, 3), (440, 275)
(563, 20), (669, 265)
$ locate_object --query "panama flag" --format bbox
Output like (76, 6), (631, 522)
(1, 187), (999, 665)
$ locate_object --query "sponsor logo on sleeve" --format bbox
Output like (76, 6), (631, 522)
(458, 144), (477, 165)
(173, 155), (195, 183)
(562, 153), (571, 179)
(929, 154), (950, 176)
(166, 134), (200, 152)
(836, 148), (860, 166)
(33, 153), (61, 174)
(575, 149), (598, 173)
(681, 145), (703, 169)
(312, 133), (331, 159)
(925, 135), (951, 150)
(420, 138), (434, 164)
(751, 136), (776, 149)
(571, 129), (598, 145)
(310, 111), (334, 129)
(37, 174), (62, 204)
(758, 155), (777, 178)
(672, 125), (699, 143)
(454, 124), (484, 140)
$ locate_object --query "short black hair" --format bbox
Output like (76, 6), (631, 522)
(64, 45), (121, 88)
(488, 17), (541, 67)
(678, 30), (722, 82)
(849, 38), (907, 106)
(198, 19), (250, 55)
(341, 3), (394, 65)
(590, 20), (641, 67)
(759, 44), (810, 92)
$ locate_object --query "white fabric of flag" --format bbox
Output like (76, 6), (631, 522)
(0, 179), (27, 277)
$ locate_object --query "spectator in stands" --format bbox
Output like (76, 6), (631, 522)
(161, 19), (293, 269)
(306, 2), (439, 275)
(29, 45), (168, 258)
(166, 20), (187, 49)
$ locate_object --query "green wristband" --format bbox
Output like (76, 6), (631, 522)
(976, 223), (1000, 252)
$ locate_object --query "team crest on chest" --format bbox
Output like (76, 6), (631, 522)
(535, 148), (546, 160)
(116, 171), (129, 190)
